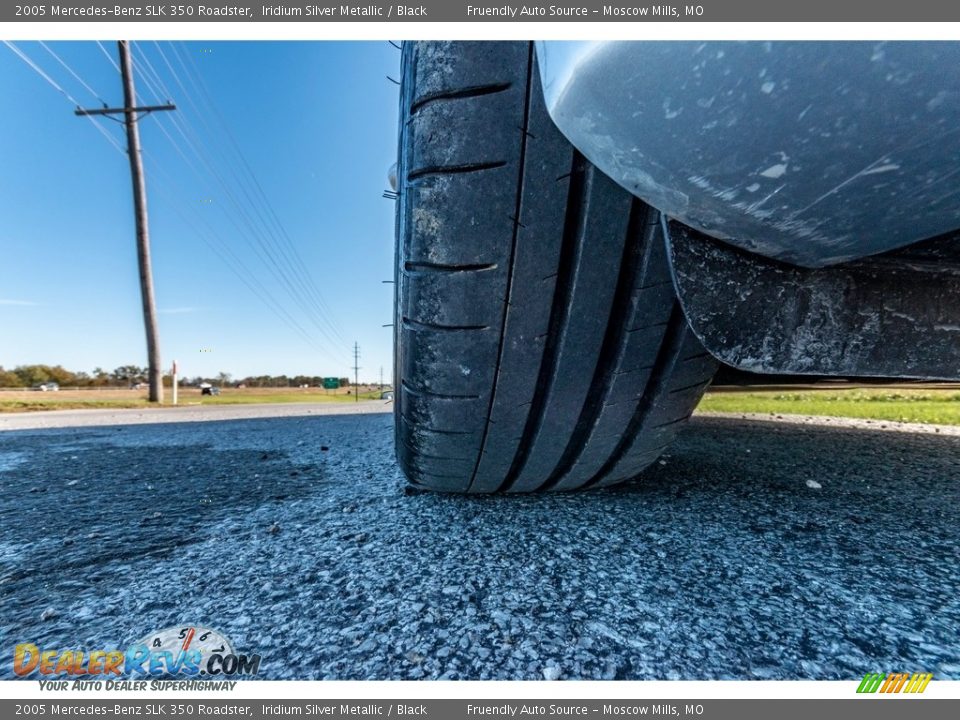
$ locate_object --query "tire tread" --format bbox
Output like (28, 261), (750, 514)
(395, 42), (717, 493)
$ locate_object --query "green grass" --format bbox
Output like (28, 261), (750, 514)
(698, 388), (960, 426)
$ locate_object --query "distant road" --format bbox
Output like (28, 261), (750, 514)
(0, 400), (391, 431)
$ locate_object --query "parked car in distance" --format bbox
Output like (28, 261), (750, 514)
(33, 382), (59, 392)
(199, 383), (221, 396)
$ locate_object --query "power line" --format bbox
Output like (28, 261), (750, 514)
(158, 107), (345, 352)
(95, 40), (121, 73)
(131, 42), (174, 102)
(137, 42), (350, 356)
(126, 42), (350, 368)
(3, 41), (126, 153)
(141, 159), (335, 360)
(38, 41), (108, 106)
(170, 42), (348, 345)
(5, 40), (78, 103)
(146, 146), (347, 367)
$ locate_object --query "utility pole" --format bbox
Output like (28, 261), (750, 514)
(353, 342), (361, 403)
(379, 365), (383, 391)
(76, 41), (175, 404)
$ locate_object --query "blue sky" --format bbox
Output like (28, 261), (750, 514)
(0, 41), (400, 381)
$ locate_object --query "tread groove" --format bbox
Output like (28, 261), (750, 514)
(399, 416), (475, 436)
(584, 304), (688, 488)
(499, 151), (587, 493)
(402, 317), (489, 332)
(400, 380), (480, 400)
(404, 261), (498, 274)
(407, 161), (507, 182)
(639, 279), (675, 290)
(627, 320), (670, 333)
(540, 199), (649, 492)
(466, 43), (536, 494)
(410, 82), (513, 115)
(651, 414), (694, 430)
(669, 378), (713, 394)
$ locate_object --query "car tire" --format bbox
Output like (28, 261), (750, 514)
(394, 41), (718, 493)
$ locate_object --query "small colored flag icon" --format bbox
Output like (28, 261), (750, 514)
(857, 672), (932, 694)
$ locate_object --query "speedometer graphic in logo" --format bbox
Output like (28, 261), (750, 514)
(128, 625), (260, 677)
(135, 626), (234, 664)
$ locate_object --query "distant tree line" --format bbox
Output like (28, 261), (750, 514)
(0, 365), (352, 389)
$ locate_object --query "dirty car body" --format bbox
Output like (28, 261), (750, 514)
(536, 41), (960, 380)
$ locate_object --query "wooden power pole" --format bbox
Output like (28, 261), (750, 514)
(76, 41), (175, 403)
(353, 342), (361, 403)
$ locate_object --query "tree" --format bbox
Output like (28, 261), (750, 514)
(14, 365), (53, 387)
(216, 371), (232, 387)
(45, 365), (77, 386)
(113, 365), (146, 384)
(0, 367), (24, 387)
(92, 367), (111, 386)
(339, 377), (350, 388)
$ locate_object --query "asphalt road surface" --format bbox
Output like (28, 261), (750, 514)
(1, 406), (958, 680)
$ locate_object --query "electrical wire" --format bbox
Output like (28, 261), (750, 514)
(169, 42), (348, 345)
(3, 41), (126, 154)
(140, 42), (350, 353)
(95, 40), (121, 73)
(38, 41), (108, 106)
(127, 42), (351, 364)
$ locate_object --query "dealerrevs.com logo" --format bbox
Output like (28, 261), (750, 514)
(13, 626), (261, 680)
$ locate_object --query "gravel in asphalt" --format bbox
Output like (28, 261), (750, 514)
(0, 408), (957, 680)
